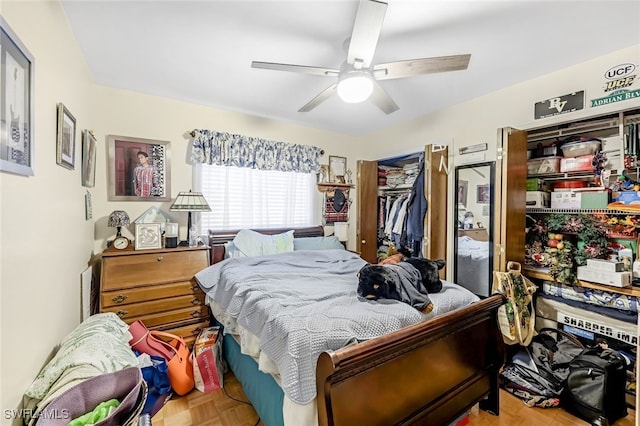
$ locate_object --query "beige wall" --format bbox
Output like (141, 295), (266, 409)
(1, 0), (639, 421)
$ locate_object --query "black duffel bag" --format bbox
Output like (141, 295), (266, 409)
(562, 346), (628, 426)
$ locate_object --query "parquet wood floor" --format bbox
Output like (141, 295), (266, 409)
(153, 372), (636, 426)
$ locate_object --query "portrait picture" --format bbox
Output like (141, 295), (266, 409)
(56, 103), (76, 170)
(476, 184), (490, 204)
(107, 135), (171, 201)
(457, 180), (468, 207)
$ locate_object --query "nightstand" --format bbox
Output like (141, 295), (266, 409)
(99, 245), (210, 347)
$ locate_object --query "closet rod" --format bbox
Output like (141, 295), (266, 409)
(188, 130), (325, 155)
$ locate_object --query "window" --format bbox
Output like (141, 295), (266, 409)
(197, 164), (318, 232)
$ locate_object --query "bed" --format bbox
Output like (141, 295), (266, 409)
(201, 226), (505, 426)
(456, 236), (491, 297)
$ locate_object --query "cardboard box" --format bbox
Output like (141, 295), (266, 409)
(526, 191), (550, 207)
(586, 259), (624, 272)
(560, 154), (595, 173)
(580, 192), (609, 209)
(527, 157), (561, 175)
(577, 266), (632, 287)
(550, 191), (582, 209)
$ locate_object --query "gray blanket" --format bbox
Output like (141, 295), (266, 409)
(195, 249), (425, 404)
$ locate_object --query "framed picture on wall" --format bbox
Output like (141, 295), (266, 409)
(329, 155), (346, 182)
(0, 17), (35, 177)
(56, 103), (76, 170)
(476, 184), (490, 204)
(107, 135), (171, 201)
(82, 129), (97, 187)
(457, 180), (468, 207)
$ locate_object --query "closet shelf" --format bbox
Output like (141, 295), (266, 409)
(523, 266), (640, 297)
(526, 208), (639, 215)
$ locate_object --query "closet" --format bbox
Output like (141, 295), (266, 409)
(357, 145), (448, 268)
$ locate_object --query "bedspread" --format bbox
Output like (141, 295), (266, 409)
(195, 249), (426, 404)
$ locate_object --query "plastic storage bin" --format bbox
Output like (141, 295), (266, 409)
(560, 154), (595, 173)
(561, 139), (601, 157)
(527, 157), (561, 175)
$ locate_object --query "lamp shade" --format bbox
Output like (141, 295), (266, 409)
(107, 210), (130, 228)
(169, 191), (211, 212)
(334, 222), (349, 242)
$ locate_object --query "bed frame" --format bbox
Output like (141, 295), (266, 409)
(209, 227), (505, 426)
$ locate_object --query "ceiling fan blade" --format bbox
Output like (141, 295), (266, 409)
(347, 0), (387, 69)
(370, 80), (398, 114)
(252, 61), (340, 77)
(298, 83), (338, 112)
(373, 54), (471, 80)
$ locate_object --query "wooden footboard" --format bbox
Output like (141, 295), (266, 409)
(316, 294), (505, 426)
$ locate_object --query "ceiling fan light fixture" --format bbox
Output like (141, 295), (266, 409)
(336, 72), (374, 103)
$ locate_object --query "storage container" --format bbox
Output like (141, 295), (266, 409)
(526, 178), (549, 191)
(527, 157), (561, 175)
(560, 154), (595, 173)
(580, 192), (609, 209)
(531, 144), (563, 158)
(611, 191), (640, 205)
(526, 191), (550, 207)
(553, 180), (588, 191)
(551, 191), (582, 209)
(561, 139), (601, 157)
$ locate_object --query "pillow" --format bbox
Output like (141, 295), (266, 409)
(294, 236), (344, 251)
(232, 229), (294, 257)
(223, 241), (244, 258)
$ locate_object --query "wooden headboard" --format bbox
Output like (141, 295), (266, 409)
(208, 226), (325, 264)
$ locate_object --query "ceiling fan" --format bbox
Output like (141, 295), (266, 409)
(251, 0), (471, 114)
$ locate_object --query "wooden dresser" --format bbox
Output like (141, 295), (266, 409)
(99, 245), (210, 347)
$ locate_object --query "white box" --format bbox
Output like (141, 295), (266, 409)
(577, 266), (632, 288)
(586, 258), (624, 272)
(600, 136), (622, 153)
(526, 191), (550, 207)
(550, 191), (582, 209)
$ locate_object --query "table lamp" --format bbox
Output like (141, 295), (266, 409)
(169, 190), (211, 246)
(334, 222), (349, 247)
(108, 210), (130, 238)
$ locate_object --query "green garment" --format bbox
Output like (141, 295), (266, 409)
(67, 399), (120, 426)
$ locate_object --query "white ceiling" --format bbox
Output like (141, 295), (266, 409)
(60, 0), (640, 136)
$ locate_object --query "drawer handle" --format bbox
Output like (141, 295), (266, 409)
(192, 327), (202, 336)
(191, 284), (199, 291)
(115, 310), (128, 318)
(112, 294), (128, 304)
(190, 310), (201, 318)
(190, 297), (201, 305)
(157, 256), (164, 262)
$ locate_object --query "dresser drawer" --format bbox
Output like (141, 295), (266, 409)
(102, 250), (209, 291)
(101, 280), (203, 308)
(154, 320), (210, 341)
(115, 305), (209, 328)
(102, 294), (206, 320)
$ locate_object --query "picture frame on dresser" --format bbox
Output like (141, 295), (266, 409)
(0, 17), (35, 177)
(107, 134), (171, 201)
(134, 223), (162, 250)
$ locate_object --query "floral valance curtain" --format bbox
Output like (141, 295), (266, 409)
(191, 129), (322, 174)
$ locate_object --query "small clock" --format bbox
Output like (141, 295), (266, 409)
(113, 236), (130, 250)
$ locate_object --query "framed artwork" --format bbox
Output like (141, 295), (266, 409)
(82, 130), (97, 187)
(135, 223), (162, 250)
(457, 180), (468, 207)
(84, 191), (92, 220)
(107, 134), (171, 201)
(56, 103), (76, 170)
(0, 17), (35, 176)
(476, 184), (490, 204)
(329, 155), (346, 182)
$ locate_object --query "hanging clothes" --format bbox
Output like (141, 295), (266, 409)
(406, 155), (427, 256)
